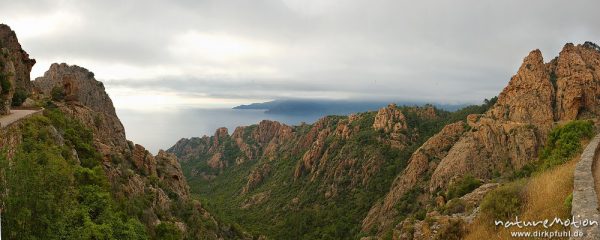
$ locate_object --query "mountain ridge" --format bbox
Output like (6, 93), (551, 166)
(169, 42), (600, 239)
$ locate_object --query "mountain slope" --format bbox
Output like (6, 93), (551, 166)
(170, 42), (600, 239)
(0, 24), (245, 240)
(362, 42), (600, 237)
(168, 103), (494, 239)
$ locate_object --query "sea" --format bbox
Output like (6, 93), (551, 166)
(116, 108), (327, 154)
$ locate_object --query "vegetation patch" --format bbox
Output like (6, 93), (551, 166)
(445, 174), (482, 200)
(480, 181), (525, 220)
(540, 120), (594, 169)
(0, 109), (149, 239)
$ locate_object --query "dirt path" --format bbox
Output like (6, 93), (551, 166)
(0, 109), (42, 128)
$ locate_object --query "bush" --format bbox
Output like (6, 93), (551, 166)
(446, 174), (482, 200)
(541, 120), (594, 169)
(12, 89), (27, 106)
(435, 219), (465, 240)
(480, 182), (525, 220)
(564, 193), (573, 209)
(51, 86), (65, 101)
(443, 199), (466, 215)
(396, 188), (422, 220)
(0, 73), (11, 94)
(155, 222), (183, 240)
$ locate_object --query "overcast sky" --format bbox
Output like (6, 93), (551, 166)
(1, 0), (599, 111)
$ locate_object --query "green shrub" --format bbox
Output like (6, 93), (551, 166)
(564, 193), (573, 209)
(155, 222), (183, 240)
(0, 111), (150, 239)
(12, 88), (27, 106)
(480, 181), (525, 220)
(443, 199), (467, 215)
(51, 86), (65, 101)
(0, 73), (11, 94)
(541, 120), (594, 169)
(446, 174), (482, 200)
(396, 188), (423, 220)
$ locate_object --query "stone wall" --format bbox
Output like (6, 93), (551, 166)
(571, 133), (600, 239)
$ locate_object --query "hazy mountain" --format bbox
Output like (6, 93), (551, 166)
(234, 99), (468, 115)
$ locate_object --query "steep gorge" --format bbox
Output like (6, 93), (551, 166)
(171, 42), (600, 239)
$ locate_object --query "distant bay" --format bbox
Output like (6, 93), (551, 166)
(116, 108), (328, 154)
(117, 100), (468, 154)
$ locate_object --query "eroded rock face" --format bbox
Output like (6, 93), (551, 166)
(242, 163), (271, 194)
(363, 43), (600, 236)
(429, 44), (600, 191)
(0, 49), (17, 114)
(170, 120), (294, 171)
(0, 24), (36, 114)
(33, 64), (129, 152)
(553, 43), (600, 120)
(0, 24), (35, 93)
(373, 103), (408, 149)
(487, 49), (555, 128)
(132, 143), (158, 176)
(362, 121), (467, 233)
(34, 63), (117, 116)
(156, 150), (190, 199)
(30, 62), (224, 236)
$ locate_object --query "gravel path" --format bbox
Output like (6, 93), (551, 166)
(0, 109), (42, 128)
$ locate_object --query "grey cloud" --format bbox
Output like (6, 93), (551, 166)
(1, 0), (600, 108)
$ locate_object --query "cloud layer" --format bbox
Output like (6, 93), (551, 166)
(2, 0), (599, 110)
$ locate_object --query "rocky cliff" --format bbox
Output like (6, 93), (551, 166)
(168, 104), (482, 239)
(0, 24), (35, 114)
(170, 42), (600, 239)
(361, 42), (600, 236)
(29, 63), (242, 239)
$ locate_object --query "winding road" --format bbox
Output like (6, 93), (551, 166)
(0, 109), (42, 128)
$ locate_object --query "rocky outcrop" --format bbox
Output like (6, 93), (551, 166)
(362, 43), (600, 236)
(34, 64), (128, 152)
(362, 121), (468, 233)
(170, 120), (294, 171)
(30, 62), (233, 237)
(156, 150), (190, 199)
(553, 43), (600, 120)
(0, 24), (35, 93)
(242, 164), (271, 194)
(0, 24), (36, 114)
(429, 44), (600, 191)
(487, 49), (555, 128)
(373, 103), (408, 149)
(132, 143), (158, 176)
(34, 63), (117, 116)
(0, 48), (17, 114)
